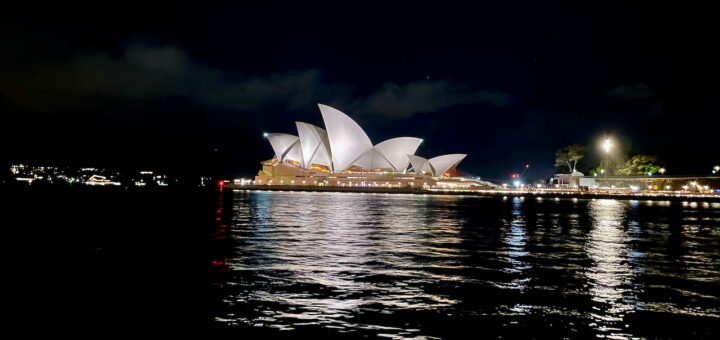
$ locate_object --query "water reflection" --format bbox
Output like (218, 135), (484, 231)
(500, 197), (530, 291)
(585, 199), (639, 336)
(210, 191), (720, 338)
(218, 192), (464, 336)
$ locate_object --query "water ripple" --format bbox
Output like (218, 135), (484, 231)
(209, 191), (720, 338)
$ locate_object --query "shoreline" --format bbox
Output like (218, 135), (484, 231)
(226, 184), (720, 202)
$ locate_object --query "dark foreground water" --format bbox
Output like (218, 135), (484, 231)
(4, 187), (720, 338)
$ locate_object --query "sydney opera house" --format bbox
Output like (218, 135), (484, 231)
(254, 104), (479, 189)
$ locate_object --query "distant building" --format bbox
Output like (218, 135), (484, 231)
(553, 171), (585, 188)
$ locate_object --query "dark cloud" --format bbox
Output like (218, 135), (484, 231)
(193, 69), (332, 112)
(0, 43), (338, 113)
(607, 83), (654, 100)
(1, 44), (191, 111)
(351, 81), (514, 119)
(0, 41), (513, 121)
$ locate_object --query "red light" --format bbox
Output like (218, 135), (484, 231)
(217, 180), (225, 187)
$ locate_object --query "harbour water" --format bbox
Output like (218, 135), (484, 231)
(208, 191), (720, 338)
(4, 187), (719, 338)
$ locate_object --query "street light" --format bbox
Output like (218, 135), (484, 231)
(600, 138), (613, 185)
(602, 138), (613, 153)
(659, 168), (666, 175)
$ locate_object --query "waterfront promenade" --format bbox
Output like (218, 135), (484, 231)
(226, 184), (720, 202)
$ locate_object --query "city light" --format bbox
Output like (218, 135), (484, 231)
(659, 168), (666, 174)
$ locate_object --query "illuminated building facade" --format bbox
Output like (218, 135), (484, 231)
(255, 104), (475, 188)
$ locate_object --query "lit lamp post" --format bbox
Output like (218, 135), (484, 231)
(601, 138), (613, 186)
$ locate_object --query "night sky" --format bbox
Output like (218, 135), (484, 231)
(2, 2), (718, 181)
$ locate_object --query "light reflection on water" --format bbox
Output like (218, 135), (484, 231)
(585, 199), (638, 336)
(210, 191), (720, 338)
(500, 197), (530, 291)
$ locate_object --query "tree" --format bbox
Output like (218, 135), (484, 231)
(554, 143), (587, 173)
(615, 154), (661, 175)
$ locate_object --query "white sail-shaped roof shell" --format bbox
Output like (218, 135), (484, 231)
(350, 149), (391, 170)
(428, 154), (466, 177)
(318, 104), (373, 172)
(311, 142), (331, 168)
(284, 141), (303, 163)
(369, 149), (392, 170)
(267, 133), (299, 161)
(295, 122), (332, 169)
(352, 150), (374, 170)
(373, 137), (423, 171)
(408, 155), (432, 173)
